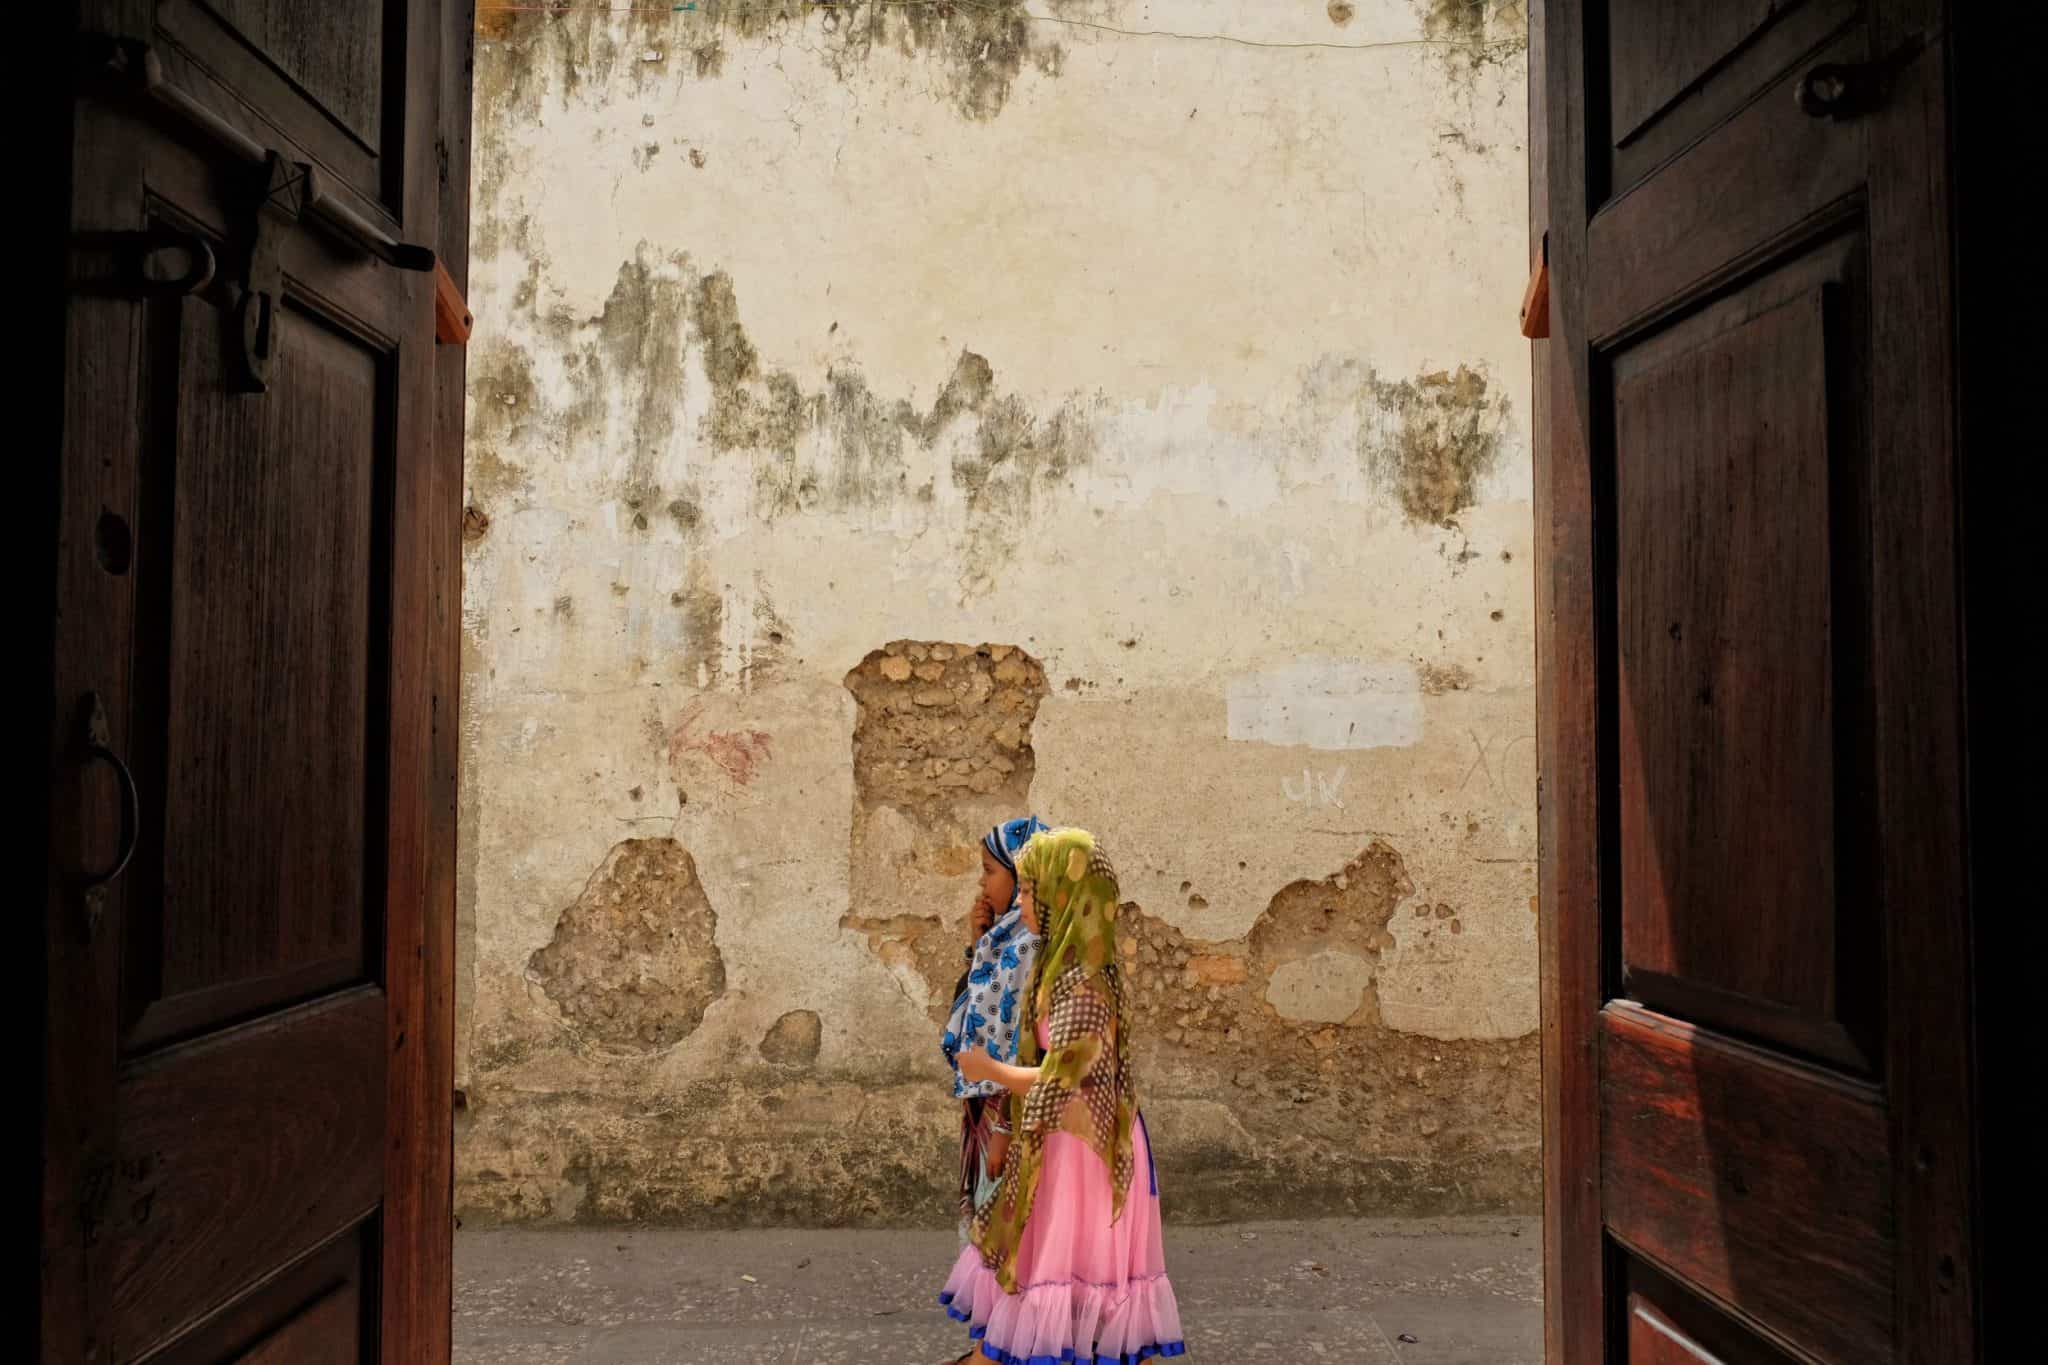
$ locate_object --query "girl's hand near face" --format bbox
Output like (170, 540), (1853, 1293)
(975, 844), (1018, 940)
(968, 889), (997, 943)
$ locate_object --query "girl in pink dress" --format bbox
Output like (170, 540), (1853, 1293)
(943, 828), (1187, 1364)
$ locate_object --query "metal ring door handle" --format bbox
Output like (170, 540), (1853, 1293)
(79, 691), (140, 932)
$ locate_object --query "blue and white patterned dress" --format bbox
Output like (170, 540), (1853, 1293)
(943, 908), (1038, 1102)
(940, 816), (1048, 1230)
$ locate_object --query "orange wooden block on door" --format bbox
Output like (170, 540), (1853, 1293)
(1520, 230), (1549, 339)
(435, 261), (472, 345)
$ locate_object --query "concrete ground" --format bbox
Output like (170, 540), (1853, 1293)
(456, 1218), (1541, 1364)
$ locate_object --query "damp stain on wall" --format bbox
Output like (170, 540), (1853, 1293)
(473, 246), (1104, 592)
(1361, 365), (1510, 528)
(476, 0), (1067, 123)
(457, 1070), (959, 1227)
(692, 267), (1101, 540)
(1417, 0), (1529, 79)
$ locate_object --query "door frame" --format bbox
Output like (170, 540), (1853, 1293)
(380, 0), (475, 1356)
(1527, 2), (1607, 1355)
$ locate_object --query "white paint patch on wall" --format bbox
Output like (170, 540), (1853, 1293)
(1266, 951), (1373, 1025)
(1225, 659), (1426, 750)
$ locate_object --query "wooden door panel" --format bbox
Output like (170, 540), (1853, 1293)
(1617, 291), (1835, 1017)
(1604, 0), (1863, 197)
(122, 274), (394, 1054)
(233, 1283), (366, 1365)
(141, 1231), (371, 1365)
(154, 0), (403, 210)
(1600, 1006), (1890, 1365)
(1607, 0), (1785, 142)
(1623, 1259), (1807, 1365)
(109, 989), (384, 1354)
(1610, 231), (1878, 1070)
(1628, 1306), (1729, 1365)
(1588, 23), (1867, 342)
(188, 0), (389, 143)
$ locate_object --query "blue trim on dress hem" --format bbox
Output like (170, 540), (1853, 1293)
(942, 1291), (1188, 1362)
(973, 1343), (1187, 1364)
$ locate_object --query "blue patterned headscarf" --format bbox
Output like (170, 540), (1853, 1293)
(941, 816), (1048, 1099)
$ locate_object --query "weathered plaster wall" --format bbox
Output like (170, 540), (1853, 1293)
(458, 0), (1537, 1228)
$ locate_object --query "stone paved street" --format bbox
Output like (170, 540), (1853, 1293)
(456, 1217), (1541, 1364)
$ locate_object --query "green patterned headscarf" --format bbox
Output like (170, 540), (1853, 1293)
(971, 828), (1139, 1292)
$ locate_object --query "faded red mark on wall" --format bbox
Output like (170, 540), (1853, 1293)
(668, 702), (773, 786)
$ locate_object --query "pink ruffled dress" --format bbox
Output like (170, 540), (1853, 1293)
(939, 1021), (1187, 1363)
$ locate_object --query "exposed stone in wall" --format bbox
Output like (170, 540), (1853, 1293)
(528, 839), (728, 1053)
(842, 643), (1048, 1020)
(847, 642), (1046, 815)
(758, 1009), (823, 1067)
(1121, 840), (1539, 1218)
(460, 835), (1538, 1228)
